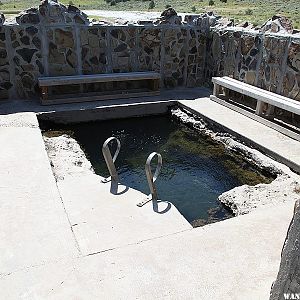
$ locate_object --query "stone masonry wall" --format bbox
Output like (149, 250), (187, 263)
(0, 26), (10, 99)
(0, 2), (299, 102)
(0, 22), (208, 100)
(205, 29), (300, 102)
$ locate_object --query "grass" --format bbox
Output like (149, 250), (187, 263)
(0, 0), (299, 28)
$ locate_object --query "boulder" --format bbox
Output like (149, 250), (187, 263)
(15, 0), (89, 25)
(270, 200), (300, 299)
(155, 8), (182, 25)
(237, 21), (254, 29)
(187, 12), (232, 33)
(260, 15), (293, 34)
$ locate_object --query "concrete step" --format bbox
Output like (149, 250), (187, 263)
(58, 173), (192, 256)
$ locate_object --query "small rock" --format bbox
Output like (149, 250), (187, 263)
(16, 48), (38, 63)
(21, 73), (34, 88)
(16, 12), (40, 25)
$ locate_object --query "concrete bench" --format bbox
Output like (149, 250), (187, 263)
(211, 76), (300, 141)
(38, 71), (160, 105)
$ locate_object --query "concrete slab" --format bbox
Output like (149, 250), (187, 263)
(179, 97), (300, 173)
(1, 95), (298, 299)
(0, 88), (210, 124)
(0, 87), (211, 115)
(58, 174), (191, 256)
(0, 201), (294, 299)
(0, 111), (38, 128)
(0, 113), (79, 275)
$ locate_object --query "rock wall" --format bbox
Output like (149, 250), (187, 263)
(0, 2), (299, 102)
(0, 22), (208, 100)
(270, 201), (300, 299)
(205, 28), (300, 102)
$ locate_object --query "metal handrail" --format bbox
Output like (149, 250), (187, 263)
(137, 152), (162, 207)
(101, 137), (121, 183)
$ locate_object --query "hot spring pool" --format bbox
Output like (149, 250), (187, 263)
(41, 113), (273, 226)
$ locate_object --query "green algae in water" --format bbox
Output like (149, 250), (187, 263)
(41, 114), (273, 226)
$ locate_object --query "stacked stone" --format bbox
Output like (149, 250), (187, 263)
(81, 27), (107, 75)
(162, 28), (186, 87)
(47, 27), (77, 77)
(0, 1), (299, 102)
(16, 0), (89, 26)
(11, 26), (43, 98)
(204, 14), (300, 103)
(283, 41), (300, 101)
(110, 28), (136, 73)
(138, 28), (161, 72)
(260, 15), (293, 34)
(0, 14), (11, 99)
(186, 28), (206, 87)
(155, 8), (182, 25)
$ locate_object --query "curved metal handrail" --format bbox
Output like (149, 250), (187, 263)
(137, 152), (162, 207)
(101, 137), (121, 183)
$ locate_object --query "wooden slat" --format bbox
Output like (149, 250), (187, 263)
(41, 90), (160, 106)
(39, 72), (160, 87)
(212, 77), (300, 115)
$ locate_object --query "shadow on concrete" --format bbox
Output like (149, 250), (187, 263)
(152, 199), (172, 214)
(107, 180), (172, 215)
(110, 181), (129, 195)
(0, 87), (211, 116)
(110, 181), (172, 214)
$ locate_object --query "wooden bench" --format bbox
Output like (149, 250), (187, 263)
(38, 71), (160, 105)
(211, 76), (300, 141)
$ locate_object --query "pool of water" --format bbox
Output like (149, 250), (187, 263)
(41, 114), (273, 226)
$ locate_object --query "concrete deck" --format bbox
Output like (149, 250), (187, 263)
(58, 174), (191, 256)
(1, 91), (299, 299)
(0, 113), (79, 276)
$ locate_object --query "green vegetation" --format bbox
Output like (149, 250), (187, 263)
(245, 8), (253, 16)
(0, 0), (299, 28)
(148, 0), (155, 9)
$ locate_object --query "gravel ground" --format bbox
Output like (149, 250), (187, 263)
(83, 9), (188, 23)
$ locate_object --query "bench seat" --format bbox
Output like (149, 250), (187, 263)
(211, 76), (300, 141)
(38, 71), (160, 105)
(212, 76), (300, 115)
